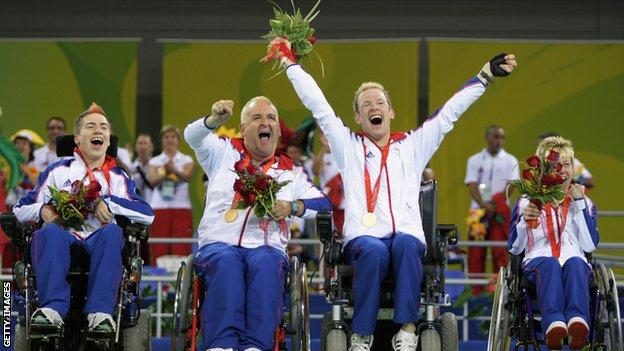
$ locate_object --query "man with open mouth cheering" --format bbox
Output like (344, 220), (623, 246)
(184, 97), (331, 351)
(270, 43), (516, 351)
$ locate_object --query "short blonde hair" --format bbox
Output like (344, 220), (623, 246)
(536, 136), (575, 161)
(240, 96), (278, 123)
(353, 82), (392, 113)
(160, 124), (181, 140)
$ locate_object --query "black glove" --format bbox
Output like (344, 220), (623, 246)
(489, 53), (510, 77)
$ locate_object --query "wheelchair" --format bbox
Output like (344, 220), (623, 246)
(0, 134), (152, 351)
(170, 253), (311, 351)
(316, 181), (459, 351)
(487, 252), (623, 351)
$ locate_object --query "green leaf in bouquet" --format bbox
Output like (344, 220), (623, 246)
(254, 204), (267, 218)
(235, 201), (249, 210)
(270, 19), (284, 32)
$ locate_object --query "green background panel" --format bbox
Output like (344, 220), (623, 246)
(0, 42), (138, 145)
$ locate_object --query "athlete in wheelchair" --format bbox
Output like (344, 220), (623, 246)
(316, 180), (459, 351)
(171, 98), (331, 351)
(488, 136), (622, 351)
(3, 103), (154, 350)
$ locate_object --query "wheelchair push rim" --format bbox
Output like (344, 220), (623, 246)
(289, 256), (311, 351)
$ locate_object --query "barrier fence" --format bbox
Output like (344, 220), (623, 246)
(3, 210), (622, 340)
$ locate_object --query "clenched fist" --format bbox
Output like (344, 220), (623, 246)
(479, 53), (517, 84)
(204, 100), (234, 129)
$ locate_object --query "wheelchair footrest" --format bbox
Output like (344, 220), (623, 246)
(29, 325), (62, 340)
(84, 329), (114, 340)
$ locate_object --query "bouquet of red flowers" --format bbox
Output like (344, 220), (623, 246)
(232, 159), (290, 219)
(510, 149), (566, 229)
(48, 177), (102, 230)
(261, 0), (324, 77)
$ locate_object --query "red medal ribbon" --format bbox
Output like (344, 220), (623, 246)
(362, 140), (391, 214)
(545, 197), (571, 258)
(73, 147), (115, 188)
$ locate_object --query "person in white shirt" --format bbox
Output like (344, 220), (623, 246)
(270, 44), (516, 350)
(508, 136), (597, 350)
(147, 125), (195, 265)
(33, 116), (67, 173)
(465, 125), (519, 294)
(185, 97), (331, 351)
(312, 129), (346, 233)
(131, 133), (154, 203)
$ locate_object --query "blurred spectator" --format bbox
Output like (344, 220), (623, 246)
(147, 125), (195, 266)
(116, 143), (132, 174)
(33, 116), (67, 172)
(312, 130), (345, 234)
(6, 129), (44, 207)
(131, 133), (154, 203)
(131, 133), (155, 263)
(538, 131), (594, 189)
(422, 167), (435, 182)
(465, 125), (519, 294)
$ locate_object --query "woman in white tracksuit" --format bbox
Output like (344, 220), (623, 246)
(508, 136), (599, 350)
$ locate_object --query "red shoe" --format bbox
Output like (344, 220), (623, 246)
(545, 321), (567, 350)
(568, 317), (589, 350)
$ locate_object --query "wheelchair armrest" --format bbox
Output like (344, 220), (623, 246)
(437, 224), (457, 245)
(510, 253), (524, 276)
(315, 212), (333, 244)
(115, 215), (149, 240)
(0, 212), (36, 245)
(325, 238), (343, 267)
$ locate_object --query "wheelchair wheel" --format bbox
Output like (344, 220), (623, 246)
(419, 328), (441, 351)
(171, 255), (196, 351)
(320, 312), (348, 351)
(14, 323), (29, 351)
(289, 256), (311, 351)
(487, 267), (512, 351)
(439, 312), (458, 351)
(123, 309), (152, 351)
(596, 263), (623, 351)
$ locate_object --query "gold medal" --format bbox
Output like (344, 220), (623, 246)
(362, 212), (377, 228)
(224, 209), (238, 223)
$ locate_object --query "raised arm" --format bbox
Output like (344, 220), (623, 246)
(184, 100), (235, 178)
(411, 54), (517, 167)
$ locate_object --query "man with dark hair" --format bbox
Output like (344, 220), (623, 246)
(131, 133), (154, 203)
(537, 132), (594, 189)
(465, 124), (519, 294)
(33, 116), (67, 172)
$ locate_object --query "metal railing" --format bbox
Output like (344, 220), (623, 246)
(4, 207), (622, 340)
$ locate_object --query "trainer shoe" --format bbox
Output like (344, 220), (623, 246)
(392, 329), (419, 351)
(567, 317), (589, 350)
(87, 312), (116, 333)
(30, 308), (63, 328)
(545, 321), (567, 350)
(349, 333), (373, 351)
